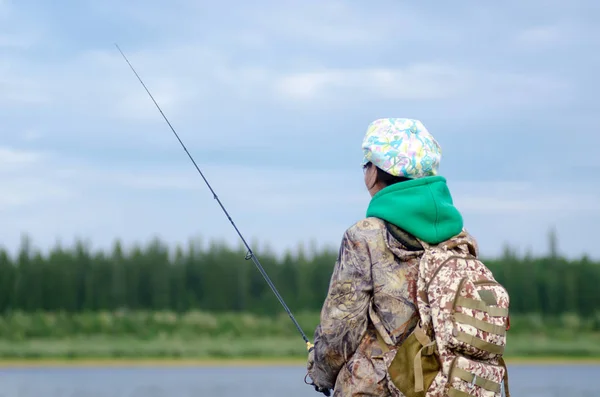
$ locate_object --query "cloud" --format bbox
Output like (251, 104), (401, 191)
(20, 129), (43, 142)
(274, 65), (459, 101)
(92, 0), (423, 49)
(0, 179), (74, 211)
(1, 143), (599, 260)
(458, 195), (600, 213)
(0, 150), (366, 257)
(0, 147), (74, 211)
(0, 146), (44, 166)
(243, 1), (392, 47)
(448, 180), (600, 259)
(274, 64), (572, 109)
(0, 0), (43, 50)
(451, 181), (600, 213)
(0, 63), (49, 105)
(0, 0), (572, 125)
(515, 26), (564, 47)
(0, 33), (32, 48)
(0, 0), (576, 156)
(1, 0), (598, 260)
(2, 44), (270, 127)
(48, 49), (198, 122)
(0, 0), (8, 17)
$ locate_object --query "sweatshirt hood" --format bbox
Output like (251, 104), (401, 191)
(366, 176), (463, 244)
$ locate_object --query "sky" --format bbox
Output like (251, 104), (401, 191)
(1, 0), (599, 260)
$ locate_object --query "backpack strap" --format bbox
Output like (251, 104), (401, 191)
(384, 222), (424, 251)
(499, 357), (511, 397)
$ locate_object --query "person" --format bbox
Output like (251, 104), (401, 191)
(306, 118), (468, 396)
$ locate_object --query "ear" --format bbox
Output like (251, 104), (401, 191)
(365, 164), (378, 190)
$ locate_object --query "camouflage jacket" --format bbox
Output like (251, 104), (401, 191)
(308, 217), (426, 396)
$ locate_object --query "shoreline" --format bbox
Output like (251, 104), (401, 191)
(1, 356), (600, 368)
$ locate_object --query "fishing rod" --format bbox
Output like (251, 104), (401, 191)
(114, 43), (312, 351)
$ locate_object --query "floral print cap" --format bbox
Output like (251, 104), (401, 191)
(361, 118), (442, 179)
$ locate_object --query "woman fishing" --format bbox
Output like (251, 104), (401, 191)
(306, 118), (469, 396)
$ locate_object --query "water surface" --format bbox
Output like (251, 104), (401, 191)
(0, 364), (598, 396)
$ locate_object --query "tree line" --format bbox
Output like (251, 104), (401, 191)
(0, 231), (598, 318)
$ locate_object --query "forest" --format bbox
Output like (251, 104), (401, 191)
(0, 231), (598, 359)
(0, 230), (597, 318)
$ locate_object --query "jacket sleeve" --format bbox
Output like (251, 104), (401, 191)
(308, 227), (373, 389)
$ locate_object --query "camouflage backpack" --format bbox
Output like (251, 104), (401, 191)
(373, 227), (511, 397)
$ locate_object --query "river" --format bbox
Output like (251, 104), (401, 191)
(0, 364), (598, 396)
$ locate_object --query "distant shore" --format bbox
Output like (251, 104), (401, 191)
(1, 356), (600, 369)
(2, 311), (599, 369)
(1, 332), (599, 365)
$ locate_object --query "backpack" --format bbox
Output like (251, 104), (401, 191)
(372, 225), (511, 397)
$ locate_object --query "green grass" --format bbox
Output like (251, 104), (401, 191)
(0, 336), (305, 359)
(0, 333), (599, 361)
(2, 310), (599, 339)
(1, 311), (600, 362)
(0, 310), (321, 340)
(505, 333), (600, 358)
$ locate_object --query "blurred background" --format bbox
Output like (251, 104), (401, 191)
(1, 0), (599, 396)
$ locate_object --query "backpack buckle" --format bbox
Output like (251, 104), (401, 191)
(470, 375), (477, 387)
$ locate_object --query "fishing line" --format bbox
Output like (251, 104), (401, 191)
(115, 43), (312, 349)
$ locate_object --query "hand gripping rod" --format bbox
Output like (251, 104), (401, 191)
(115, 44), (312, 350)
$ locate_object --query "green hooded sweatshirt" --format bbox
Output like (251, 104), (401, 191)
(366, 175), (464, 244)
